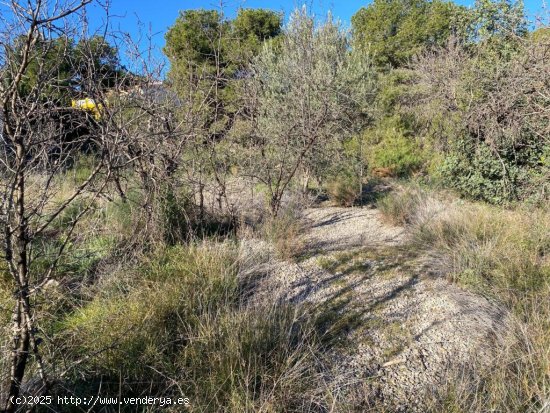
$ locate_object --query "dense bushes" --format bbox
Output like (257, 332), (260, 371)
(438, 143), (520, 204)
(348, 0), (550, 205)
(368, 133), (426, 178)
(412, 31), (550, 204)
(436, 137), (550, 204)
(364, 72), (428, 179)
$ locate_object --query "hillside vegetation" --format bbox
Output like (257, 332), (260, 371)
(0, 0), (548, 412)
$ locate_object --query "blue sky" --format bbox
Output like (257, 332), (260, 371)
(84, 0), (546, 71)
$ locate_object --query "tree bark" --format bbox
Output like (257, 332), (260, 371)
(5, 142), (31, 412)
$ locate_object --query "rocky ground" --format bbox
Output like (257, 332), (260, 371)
(240, 206), (511, 412)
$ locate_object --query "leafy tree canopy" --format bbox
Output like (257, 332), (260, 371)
(73, 35), (122, 92)
(352, 0), (466, 68)
(470, 0), (527, 41)
(6, 34), (122, 104)
(163, 7), (282, 138)
(232, 9), (282, 49)
(164, 8), (282, 77)
(164, 9), (227, 68)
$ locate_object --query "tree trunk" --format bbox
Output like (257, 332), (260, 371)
(5, 144), (31, 412)
(270, 194), (281, 217)
(302, 168), (310, 194)
(5, 300), (30, 413)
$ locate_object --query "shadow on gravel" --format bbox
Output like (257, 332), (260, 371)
(293, 244), (426, 354)
(310, 272), (421, 353)
(311, 211), (358, 228)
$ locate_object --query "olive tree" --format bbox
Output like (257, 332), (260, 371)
(240, 8), (375, 215)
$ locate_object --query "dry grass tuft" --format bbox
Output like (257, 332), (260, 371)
(381, 186), (550, 412)
(55, 241), (329, 412)
(260, 204), (306, 261)
(325, 175), (361, 207)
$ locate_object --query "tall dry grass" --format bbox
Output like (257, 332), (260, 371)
(260, 202), (306, 261)
(379, 186), (550, 412)
(0, 171), (331, 412)
(53, 241), (329, 412)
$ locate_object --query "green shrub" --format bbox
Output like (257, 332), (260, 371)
(325, 172), (361, 207)
(438, 144), (522, 204)
(437, 145), (548, 205)
(369, 133), (426, 177)
(364, 116), (427, 178)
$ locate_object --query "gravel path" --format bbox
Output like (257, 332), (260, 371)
(241, 206), (511, 411)
(304, 207), (406, 252)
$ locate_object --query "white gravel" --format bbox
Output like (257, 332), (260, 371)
(240, 205), (512, 411)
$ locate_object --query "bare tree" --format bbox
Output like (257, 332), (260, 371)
(0, 1), (180, 409)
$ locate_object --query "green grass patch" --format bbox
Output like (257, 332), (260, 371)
(54, 241), (326, 411)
